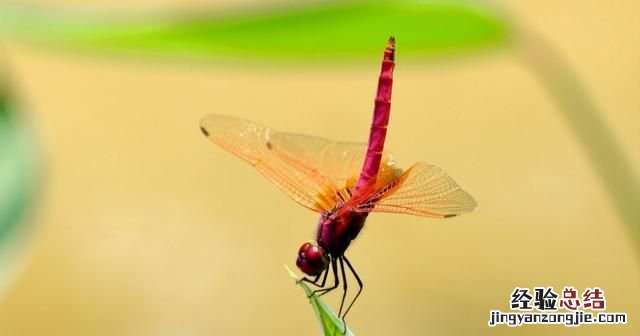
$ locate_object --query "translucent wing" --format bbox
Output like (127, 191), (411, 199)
(266, 133), (361, 193)
(200, 114), (395, 212)
(201, 115), (337, 212)
(268, 133), (398, 202)
(355, 162), (477, 218)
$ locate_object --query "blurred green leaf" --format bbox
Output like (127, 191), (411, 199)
(0, 82), (38, 285)
(0, 88), (8, 120)
(287, 266), (354, 336)
(1, 1), (510, 62)
(518, 35), (640, 253)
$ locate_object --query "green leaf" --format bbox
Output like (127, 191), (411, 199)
(518, 36), (640, 254)
(286, 266), (354, 336)
(0, 81), (39, 291)
(1, 1), (510, 62)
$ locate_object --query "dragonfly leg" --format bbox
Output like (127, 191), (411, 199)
(301, 274), (320, 285)
(313, 258), (339, 297)
(302, 265), (331, 298)
(341, 256), (363, 319)
(300, 266), (328, 289)
(337, 257), (348, 318)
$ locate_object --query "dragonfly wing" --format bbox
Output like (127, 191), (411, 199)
(355, 162), (477, 218)
(200, 114), (340, 212)
(265, 132), (348, 191)
(270, 133), (398, 202)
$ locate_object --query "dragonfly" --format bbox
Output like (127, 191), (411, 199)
(200, 37), (476, 320)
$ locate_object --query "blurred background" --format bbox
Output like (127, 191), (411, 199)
(0, 0), (638, 335)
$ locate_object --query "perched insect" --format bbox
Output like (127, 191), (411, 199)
(200, 37), (476, 320)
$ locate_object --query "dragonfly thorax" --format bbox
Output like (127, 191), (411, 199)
(316, 207), (368, 257)
(296, 242), (329, 276)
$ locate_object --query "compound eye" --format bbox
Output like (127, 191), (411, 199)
(296, 243), (329, 276)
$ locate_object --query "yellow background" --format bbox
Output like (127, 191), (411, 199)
(1, 1), (638, 335)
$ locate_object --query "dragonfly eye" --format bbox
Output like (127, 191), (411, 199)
(296, 242), (329, 276)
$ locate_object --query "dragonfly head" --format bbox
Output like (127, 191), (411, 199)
(296, 242), (329, 276)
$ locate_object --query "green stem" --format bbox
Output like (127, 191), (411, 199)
(517, 31), (640, 256)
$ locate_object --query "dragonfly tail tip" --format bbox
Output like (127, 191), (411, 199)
(388, 36), (396, 47)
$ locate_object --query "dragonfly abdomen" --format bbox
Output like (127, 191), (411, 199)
(353, 37), (396, 198)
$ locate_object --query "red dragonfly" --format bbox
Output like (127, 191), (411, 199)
(200, 37), (476, 319)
